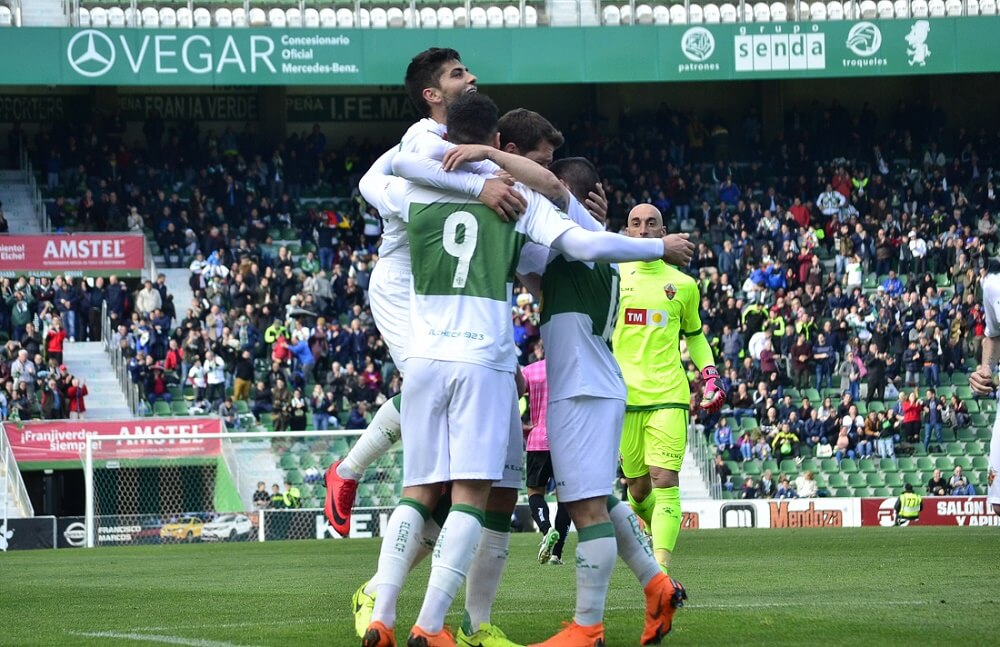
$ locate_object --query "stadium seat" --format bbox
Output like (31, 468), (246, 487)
(860, 0), (878, 15)
(486, 4), (505, 26)
(470, 6), (487, 27)
(827, 0), (845, 18)
(670, 4), (687, 23)
(437, 6), (455, 27)
(720, 2), (739, 21)
(834, 488), (852, 498)
(418, 6), (436, 26)
(841, 458), (859, 473)
(800, 459), (820, 473)
(848, 473), (867, 487)
(935, 457), (954, 471)
(895, 2), (912, 20)
(286, 7), (302, 26)
(248, 8), (266, 27)
(503, 6), (520, 26)
(928, 0), (946, 14)
(972, 456), (990, 471)
(743, 461), (762, 476)
(635, 3), (654, 23)
(897, 457), (916, 472)
(903, 472), (923, 486)
(968, 0), (980, 13)
(873, 487), (892, 497)
(762, 459), (779, 473)
(954, 456), (973, 471)
(333, 7), (351, 27)
(780, 459), (798, 474)
(885, 473), (904, 487)
(858, 458), (877, 473)
(796, 1), (811, 18)
(159, 7), (176, 27)
(232, 7), (247, 26)
(524, 5), (538, 25)
(866, 473), (886, 487)
(771, 1), (788, 19)
(403, 7), (419, 27)
(153, 401), (171, 417)
(689, 4), (705, 22)
(107, 7), (125, 27)
(286, 469), (303, 485)
(703, 3), (722, 21)
(171, 401), (189, 417)
(193, 7), (211, 27)
(215, 8), (233, 27)
(177, 7), (193, 27)
(621, 4), (634, 24)
(77, 7), (91, 27)
(603, 4), (622, 24)
(911, 0), (929, 15)
(303, 7), (320, 26)
(91, 7), (109, 27)
(916, 457), (935, 471)
(280, 453), (298, 470)
(268, 8), (286, 27)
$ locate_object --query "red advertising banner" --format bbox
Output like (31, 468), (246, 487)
(4, 418), (222, 464)
(0, 234), (145, 277)
(861, 496), (999, 527)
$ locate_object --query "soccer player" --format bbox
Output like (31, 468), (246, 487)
(614, 204), (726, 574)
(362, 92), (685, 647)
(969, 269), (1000, 516)
(521, 353), (572, 565)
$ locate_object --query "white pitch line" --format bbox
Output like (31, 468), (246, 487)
(68, 631), (262, 647)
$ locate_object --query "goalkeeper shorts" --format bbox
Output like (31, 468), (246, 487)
(620, 406), (689, 477)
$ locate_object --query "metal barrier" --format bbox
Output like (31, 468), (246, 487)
(688, 422), (723, 500)
(17, 146), (49, 233)
(101, 300), (142, 415)
(1, 422), (35, 520)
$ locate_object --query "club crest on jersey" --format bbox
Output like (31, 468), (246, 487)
(664, 283), (677, 300)
(625, 308), (668, 327)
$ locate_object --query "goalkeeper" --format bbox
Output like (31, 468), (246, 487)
(613, 204), (726, 573)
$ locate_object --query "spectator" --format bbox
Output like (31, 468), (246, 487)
(252, 481), (270, 510)
(232, 350), (254, 401)
(901, 391), (922, 443)
(927, 468), (949, 496)
(44, 318), (68, 365)
(776, 478), (798, 499)
(283, 480), (301, 509)
(347, 401), (369, 429)
(714, 455), (733, 491)
(756, 470), (777, 499)
(219, 397), (238, 429)
(269, 483), (285, 509)
(949, 466), (975, 496)
(740, 477), (757, 499)
(145, 365), (171, 404)
(795, 471), (818, 498)
(67, 377), (88, 420)
(922, 390), (944, 452)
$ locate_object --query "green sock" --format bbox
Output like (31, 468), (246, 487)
(651, 486), (682, 571)
(627, 489), (655, 528)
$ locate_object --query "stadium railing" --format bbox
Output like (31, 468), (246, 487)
(1, 424), (34, 520)
(689, 422), (722, 499)
(18, 146), (48, 234)
(101, 300), (144, 416)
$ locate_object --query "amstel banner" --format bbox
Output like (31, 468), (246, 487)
(0, 234), (144, 278)
(4, 418), (223, 465)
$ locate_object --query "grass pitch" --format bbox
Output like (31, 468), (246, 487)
(2, 528), (998, 646)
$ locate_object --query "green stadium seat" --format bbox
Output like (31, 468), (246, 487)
(742, 461), (761, 476)
(800, 459), (820, 473)
(153, 400), (172, 416)
(957, 428), (977, 442)
(873, 488), (892, 497)
(762, 459), (779, 474)
(935, 457), (954, 471)
(279, 454), (298, 469)
(885, 473), (904, 487)
(903, 473), (923, 487)
(820, 458), (839, 473)
(976, 427), (992, 441)
(866, 473), (886, 488)
(725, 460), (740, 475)
(848, 473), (867, 487)
(954, 457), (973, 471)
(856, 402), (868, 416)
(835, 488), (852, 498)
(966, 400), (981, 414)
(813, 475), (827, 489)
(981, 400), (996, 414)
(803, 388), (820, 403)
(897, 457), (916, 472)
(320, 454), (337, 469)
(972, 456), (990, 471)
(937, 386), (955, 399)
(916, 457), (935, 471)
(171, 401), (189, 416)
(740, 418), (757, 431)
(285, 469), (303, 485)
(859, 458), (878, 473)
(890, 486), (905, 497)
(827, 474), (847, 488)
(785, 388), (800, 400)
(911, 443), (928, 456)
(299, 453), (318, 469)
(779, 459), (798, 474)
(869, 401), (885, 413)
(298, 484), (313, 500)
(330, 437), (350, 457)
(956, 386), (974, 400)
(314, 484), (326, 500)
(840, 459), (859, 473)
(853, 487), (873, 497)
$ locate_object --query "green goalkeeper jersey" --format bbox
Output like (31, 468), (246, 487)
(613, 260), (702, 411)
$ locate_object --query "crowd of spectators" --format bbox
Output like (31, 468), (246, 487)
(7, 99), (1000, 450)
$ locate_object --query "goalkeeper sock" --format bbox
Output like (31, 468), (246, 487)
(628, 488), (655, 529)
(339, 394), (401, 479)
(651, 486), (682, 572)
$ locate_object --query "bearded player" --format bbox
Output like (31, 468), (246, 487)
(614, 204), (726, 574)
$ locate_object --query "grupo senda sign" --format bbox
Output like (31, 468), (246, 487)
(0, 234), (144, 278)
(0, 19), (995, 86)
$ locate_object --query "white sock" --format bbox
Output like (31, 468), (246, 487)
(415, 506), (484, 634)
(339, 395), (401, 478)
(371, 500), (427, 628)
(363, 520), (438, 598)
(464, 527), (510, 631)
(610, 497), (660, 588)
(574, 525), (617, 627)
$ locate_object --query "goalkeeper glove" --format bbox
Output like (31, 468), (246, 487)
(699, 366), (726, 413)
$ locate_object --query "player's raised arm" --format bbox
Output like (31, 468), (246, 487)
(442, 144), (569, 212)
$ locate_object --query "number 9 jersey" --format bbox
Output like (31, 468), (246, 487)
(397, 181), (577, 373)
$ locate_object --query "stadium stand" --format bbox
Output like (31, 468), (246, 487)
(15, 88), (999, 501)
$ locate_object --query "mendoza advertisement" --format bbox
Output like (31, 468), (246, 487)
(861, 496), (999, 527)
(682, 498), (861, 529)
(0, 234), (144, 278)
(4, 418), (223, 465)
(0, 19), (996, 85)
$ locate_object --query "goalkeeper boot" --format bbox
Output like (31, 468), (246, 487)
(362, 621), (396, 647)
(353, 580), (376, 638)
(407, 625), (456, 647)
(537, 528), (560, 565)
(324, 459), (358, 537)
(641, 573), (687, 645)
(457, 622), (521, 647)
(528, 621), (605, 647)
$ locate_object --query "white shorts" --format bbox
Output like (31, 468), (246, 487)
(400, 358), (516, 487)
(548, 396), (625, 503)
(494, 396), (525, 490)
(369, 260), (411, 374)
(989, 415), (1000, 507)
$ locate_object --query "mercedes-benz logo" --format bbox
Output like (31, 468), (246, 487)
(67, 30), (116, 78)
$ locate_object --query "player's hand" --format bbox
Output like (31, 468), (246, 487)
(661, 233), (695, 267)
(585, 182), (608, 223)
(442, 144), (493, 171)
(479, 178), (527, 222)
(699, 366), (726, 413)
(969, 365), (995, 396)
